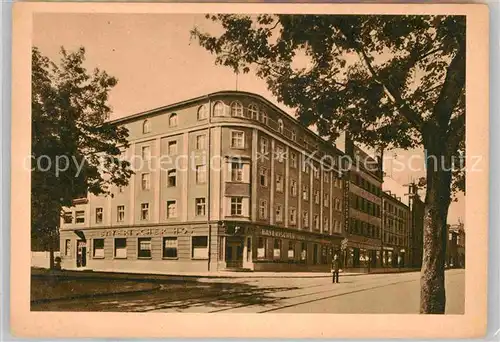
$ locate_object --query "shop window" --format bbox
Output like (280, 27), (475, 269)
(257, 237), (267, 259)
(114, 238), (127, 259)
(273, 239), (282, 259)
(163, 237), (178, 258)
(138, 238), (152, 258)
(321, 245), (328, 264)
(288, 242), (295, 259)
(301, 243), (307, 262)
(75, 211), (85, 224)
(192, 236), (208, 259)
(65, 239), (71, 256)
(63, 212), (73, 224)
(95, 208), (103, 224)
(93, 238), (104, 258)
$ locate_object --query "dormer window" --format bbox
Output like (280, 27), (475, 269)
(197, 105), (208, 120)
(213, 101), (225, 116)
(231, 101), (244, 117)
(278, 119), (284, 133)
(142, 119), (151, 134)
(248, 104), (259, 119)
(169, 113), (178, 127)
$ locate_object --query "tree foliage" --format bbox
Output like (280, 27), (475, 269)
(192, 14), (466, 313)
(31, 46), (133, 254)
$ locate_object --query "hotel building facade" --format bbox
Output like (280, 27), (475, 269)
(59, 91), (347, 273)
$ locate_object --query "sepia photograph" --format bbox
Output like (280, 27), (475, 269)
(11, 2), (489, 339)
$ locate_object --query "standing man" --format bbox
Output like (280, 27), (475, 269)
(332, 254), (340, 283)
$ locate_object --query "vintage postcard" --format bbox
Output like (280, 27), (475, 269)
(11, 2), (488, 339)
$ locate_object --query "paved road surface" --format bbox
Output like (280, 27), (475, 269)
(32, 269), (464, 314)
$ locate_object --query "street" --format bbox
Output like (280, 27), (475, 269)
(31, 269), (464, 314)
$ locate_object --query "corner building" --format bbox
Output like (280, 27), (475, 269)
(59, 91), (345, 273)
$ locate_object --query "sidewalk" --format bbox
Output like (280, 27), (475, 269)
(32, 267), (418, 281)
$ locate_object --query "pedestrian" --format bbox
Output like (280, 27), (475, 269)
(331, 254), (340, 283)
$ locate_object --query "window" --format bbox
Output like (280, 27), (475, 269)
(288, 242), (295, 258)
(93, 238), (104, 258)
(229, 162), (242, 182)
(324, 193), (330, 207)
(141, 173), (150, 190)
(277, 119), (284, 133)
(142, 119), (151, 134)
(273, 239), (282, 258)
(75, 211), (85, 224)
(63, 212), (73, 224)
(314, 215), (319, 230)
(260, 111), (268, 124)
(324, 217), (329, 232)
(95, 208), (103, 224)
(291, 129), (297, 141)
(291, 179), (298, 197)
(65, 239), (71, 256)
(231, 131), (245, 148)
(163, 237), (178, 258)
(213, 101), (225, 116)
(197, 105), (208, 120)
(248, 104), (259, 119)
(230, 197), (243, 216)
(117, 205), (125, 222)
(167, 169), (177, 187)
(141, 203), (149, 220)
(275, 145), (285, 163)
(195, 198), (206, 216)
(324, 171), (330, 183)
(138, 238), (152, 258)
(313, 166), (320, 179)
(276, 174), (283, 192)
(260, 137), (269, 154)
(303, 211), (309, 227)
(276, 204), (283, 222)
(303, 163), (310, 174)
(336, 198), (342, 211)
(114, 238), (127, 258)
(192, 236), (208, 259)
(196, 135), (206, 150)
(290, 152), (297, 168)
(141, 146), (151, 161)
(169, 113), (178, 127)
(196, 164), (206, 184)
(302, 185), (309, 201)
(314, 190), (320, 204)
(166, 200), (177, 218)
(230, 101), (243, 117)
(259, 200), (268, 219)
(290, 208), (297, 225)
(168, 140), (177, 155)
(259, 168), (268, 187)
(257, 237), (267, 259)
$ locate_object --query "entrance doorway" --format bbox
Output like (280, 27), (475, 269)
(76, 240), (87, 268)
(226, 237), (243, 268)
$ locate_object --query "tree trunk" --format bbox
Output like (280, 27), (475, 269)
(49, 235), (55, 270)
(420, 141), (452, 314)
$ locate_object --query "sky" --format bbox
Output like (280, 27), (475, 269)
(32, 13), (465, 225)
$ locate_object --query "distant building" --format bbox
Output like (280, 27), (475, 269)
(408, 183), (424, 268)
(381, 191), (410, 268)
(446, 221), (465, 268)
